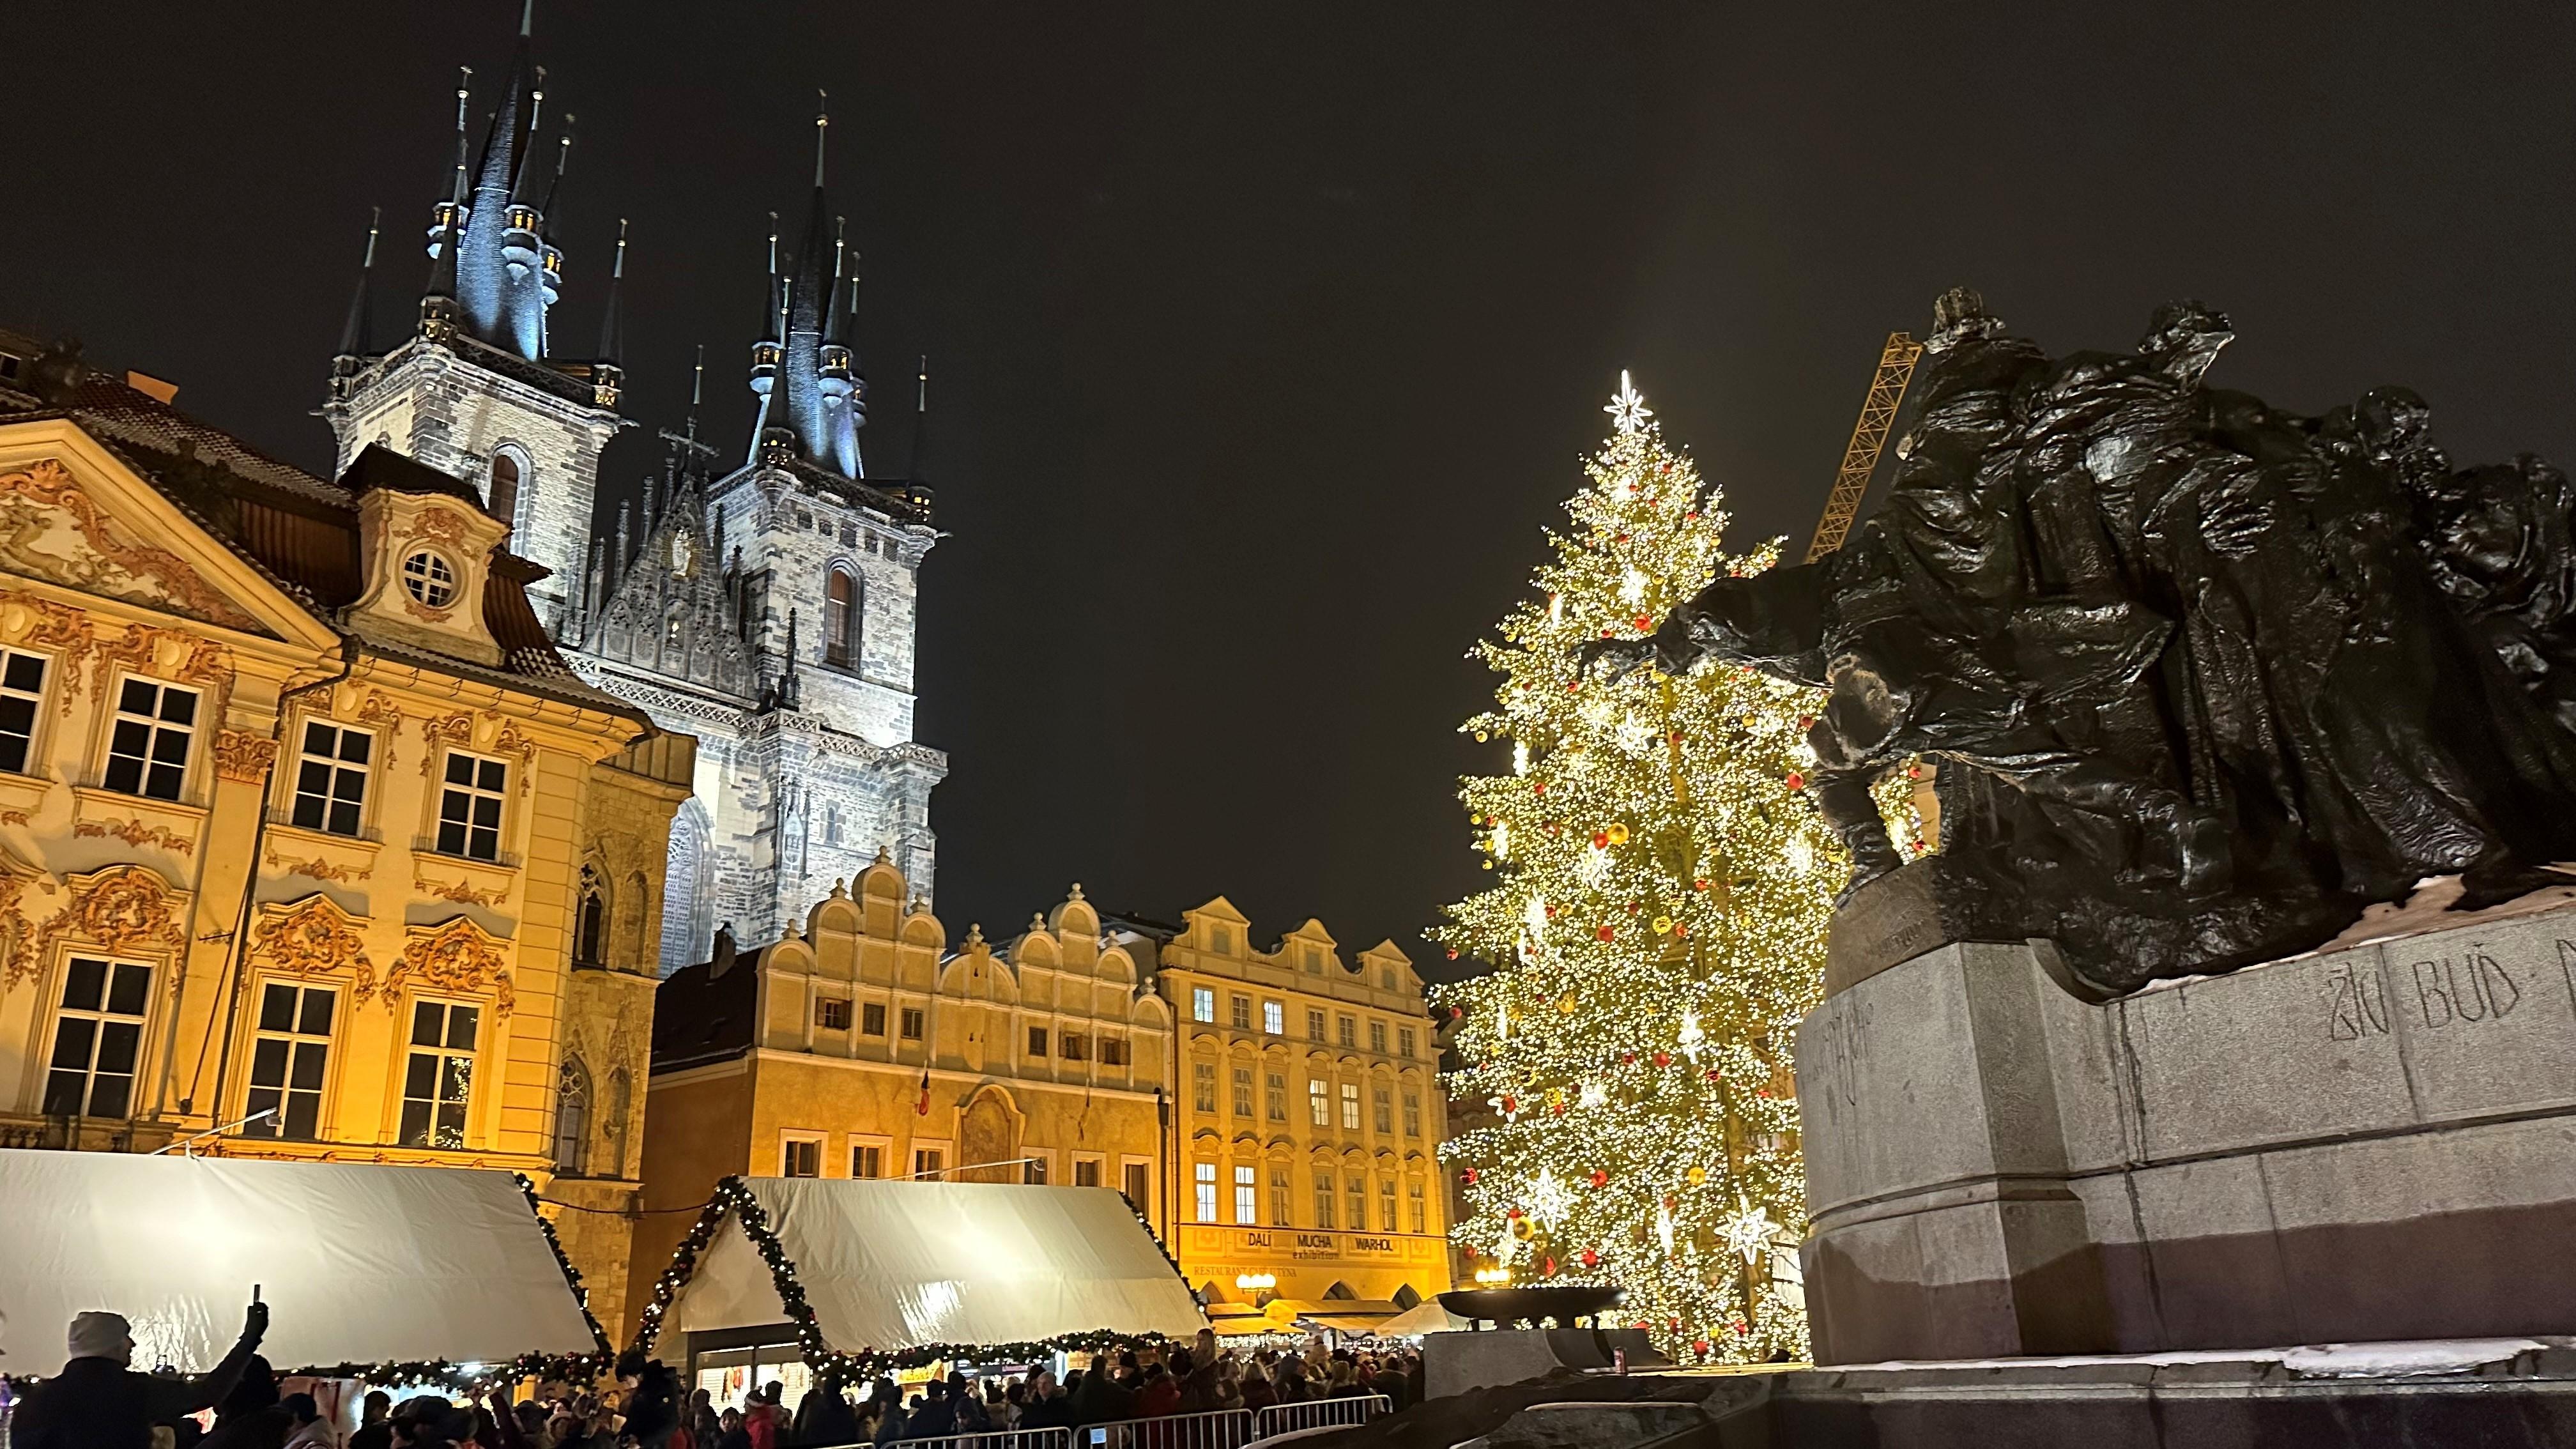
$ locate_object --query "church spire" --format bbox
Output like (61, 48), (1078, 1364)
(591, 218), (627, 407)
(540, 116), (574, 220)
(421, 68), (472, 338)
(443, 1), (556, 360)
(335, 207), (381, 364)
(749, 93), (866, 479)
(908, 355), (930, 483)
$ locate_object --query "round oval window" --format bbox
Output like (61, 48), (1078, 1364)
(401, 549), (458, 608)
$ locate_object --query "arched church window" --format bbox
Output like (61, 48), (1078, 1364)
(662, 608), (685, 670)
(487, 448), (526, 528)
(825, 569), (859, 666)
(553, 1055), (591, 1176)
(659, 802), (714, 976)
(574, 866), (606, 966)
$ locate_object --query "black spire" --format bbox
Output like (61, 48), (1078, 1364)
(473, 4), (536, 199)
(540, 115), (575, 219)
(422, 68), (472, 327)
(336, 207), (381, 361)
(596, 219), (627, 365)
(908, 355), (930, 483)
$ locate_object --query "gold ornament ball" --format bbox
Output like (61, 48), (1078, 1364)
(1687, 1165), (1709, 1186)
(1607, 822), (1632, 845)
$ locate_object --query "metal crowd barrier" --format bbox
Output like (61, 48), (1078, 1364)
(822, 1430), (1075, 1449)
(1077, 1407), (1257, 1449)
(1252, 1394), (1392, 1441)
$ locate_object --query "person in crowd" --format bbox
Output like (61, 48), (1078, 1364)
(1234, 1360), (1275, 1416)
(1324, 1362), (1365, 1400)
(612, 1352), (679, 1448)
(1176, 1333), (1223, 1415)
(790, 1381), (859, 1446)
(714, 1409), (751, 1449)
(741, 1387), (783, 1449)
(1068, 1353), (1133, 1427)
(861, 1378), (907, 1445)
(12, 1300), (270, 1449)
(196, 1354), (293, 1448)
(903, 1377), (956, 1441)
(1131, 1363), (1179, 1420)
(349, 1392), (397, 1449)
(279, 1393), (338, 1448)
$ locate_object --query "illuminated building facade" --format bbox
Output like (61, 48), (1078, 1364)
(0, 332), (688, 1337)
(1146, 898), (1452, 1317)
(630, 863), (1172, 1342)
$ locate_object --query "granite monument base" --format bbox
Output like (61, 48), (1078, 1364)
(1423, 1327), (1671, 1400)
(1794, 889), (2576, 1364)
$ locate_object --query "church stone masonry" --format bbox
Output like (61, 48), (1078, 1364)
(319, 17), (945, 970)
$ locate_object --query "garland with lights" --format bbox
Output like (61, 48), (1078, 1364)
(1429, 375), (1902, 1365)
(631, 1176), (1191, 1380)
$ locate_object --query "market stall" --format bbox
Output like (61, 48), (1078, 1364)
(0, 1148), (609, 1382)
(635, 1177), (1206, 1385)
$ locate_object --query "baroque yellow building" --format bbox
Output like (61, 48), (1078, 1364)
(0, 344), (688, 1336)
(1151, 899), (1451, 1317)
(631, 861), (1174, 1342)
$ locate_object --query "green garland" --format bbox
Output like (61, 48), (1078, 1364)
(631, 1176), (1199, 1381)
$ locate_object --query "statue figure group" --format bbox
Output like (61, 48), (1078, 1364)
(1597, 289), (2576, 996)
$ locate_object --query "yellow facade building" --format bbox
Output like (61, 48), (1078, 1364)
(631, 862), (1175, 1342)
(1151, 898), (1450, 1315)
(0, 348), (687, 1336)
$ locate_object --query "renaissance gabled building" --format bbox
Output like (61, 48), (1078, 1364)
(322, 15), (945, 970)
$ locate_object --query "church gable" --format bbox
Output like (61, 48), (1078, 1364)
(583, 482), (757, 702)
(0, 427), (332, 645)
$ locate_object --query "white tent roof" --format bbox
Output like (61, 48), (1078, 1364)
(0, 1149), (601, 1379)
(1372, 1298), (1471, 1337)
(670, 1179), (1206, 1352)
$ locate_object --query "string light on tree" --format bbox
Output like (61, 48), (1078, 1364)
(1435, 371), (1833, 1363)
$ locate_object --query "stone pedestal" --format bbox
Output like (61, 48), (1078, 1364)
(1423, 1327), (1670, 1400)
(1795, 898), (2576, 1364)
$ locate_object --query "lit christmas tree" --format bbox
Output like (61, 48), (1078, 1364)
(1432, 373), (1844, 1364)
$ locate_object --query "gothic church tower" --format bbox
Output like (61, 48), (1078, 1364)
(321, 4), (625, 634)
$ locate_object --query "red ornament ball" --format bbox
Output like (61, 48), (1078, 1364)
(1693, 878), (1710, 891)
(1501, 1096), (1518, 1114)
(1683, 510), (1700, 520)
(1692, 1339), (1711, 1356)
(1445, 949), (1459, 960)
(1599, 629), (1614, 639)
(1653, 1051), (1673, 1068)
(1506, 1206), (1523, 1219)
(1673, 923), (1689, 938)
(1756, 1087), (1771, 1098)
(1533, 782), (1546, 795)
(1633, 615), (1653, 631)
(1798, 714), (1814, 730)
(1550, 1101), (1565, 1116)
(1541, 1255), (1556, 1276)
(1595, 924), (1615, 942)
(1620, 1052), (1636, 1065)
(1462, 1168), (1480, 1184)
(1785, 770), (1807, 790)
(1591, 831), (1610, 848)
(1590, 1170), (1608, 1188)
(1581, 1248), (1599, 1267)
(1706, 1069), (1722, 1082)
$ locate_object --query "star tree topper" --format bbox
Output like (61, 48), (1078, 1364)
(1606, 370), (1653, 434)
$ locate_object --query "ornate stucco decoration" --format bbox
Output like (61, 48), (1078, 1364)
(91, 624), (233, 717)
(0, 839), (58, 990)
(38, 864), (181, 963)
(213, 731), (280, 783)
(0, 589), (98, 714)
(0, 460), (265, 634)
(73, 817), (196, 856)
(264, 851), (369, 884)
(248, 894), (377, 1002)
(415, 873), (511, 908)
(417, 710), (540, 796)
(383, 916), (516, 1017)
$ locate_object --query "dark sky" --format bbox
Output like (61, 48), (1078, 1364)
(8, 4), (2573, 974)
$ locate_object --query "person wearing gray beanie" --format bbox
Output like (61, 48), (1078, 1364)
(9, 1296), (269, 1449)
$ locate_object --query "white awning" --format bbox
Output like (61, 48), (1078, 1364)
(668, 1179), (1206, 1353)
(1372, 1298), (1472, 1337)
(0, 1149), (601, 1379)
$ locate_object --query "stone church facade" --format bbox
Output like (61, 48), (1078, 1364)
(319, 20), (944, 971)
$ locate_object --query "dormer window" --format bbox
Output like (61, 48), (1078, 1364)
(402, 550), (458, 610)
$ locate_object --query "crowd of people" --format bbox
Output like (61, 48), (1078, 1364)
(3, 1300), (1422, 1449)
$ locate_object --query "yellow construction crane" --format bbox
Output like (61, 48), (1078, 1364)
(1802, 331), (1924, 562)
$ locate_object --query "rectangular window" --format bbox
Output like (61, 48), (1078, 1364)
(399, 1000), (478, 1148)
(1025, 1156), (1050, 1185)
(1409, 1180), (1428, 1234)
(1313, 1170), (1337, 1228)
(1028, 1025), (1050, 1056)
(1060, 1032), (1091, 1061)
(862, 1002), (887, 1036)
(1100, 1036), (1128, 1066)
(1075, 1158), (1103, 1188)
(1340, 1082), (1361, 1131)
(1232, 1066), (1254, 1117)
(1193, 1061), (1217, 1113)
(1348, 1174), (1368, 1232)
(0, 650), (47, 773)
(1270, 1167), (1292, 1227)
(1308, 1078), (1330, 1128)
(1307, 1008), (1326, 1042)
(1404, 1091), (1423, 1137)
(1126, 1161), (1151, 1206)
(852, 1143), (884, 1178)
(817, 997), (852, 1030)
(1234, 1164), (1258, 1224)
(1262, 1000), (1284, 1035)
(1266, 1071), (1287, 1121)
(1369, 1020), (1388, 1054)
(1230, 993), (1252, 1029)
(434, 750), (507, 861)
(1373, 1086), (1393, 1134)
(245, 982), (334, 1140)
(43, 956), (151, 1118)
(1193, 986), (1215, 1022)
(1399, 1027), (1417, 1059)
(1303, 946), (1324, 975)
(1337, 1015), (1356, 1048)
(782, 1136), (822, 1177)
(900, 1007), (925, 1040)
(913, 1147), (946, 1179)
(1195, 1162), (1218, 1222)
(103, 677), (196, 801)
(290, 721), (371, 836)
(1380, 1177), (1399, 1232)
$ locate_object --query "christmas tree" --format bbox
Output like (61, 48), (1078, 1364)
(1432, 373), (1840, 1363)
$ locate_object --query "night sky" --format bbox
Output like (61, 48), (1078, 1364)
(7, 4), (2572, 975)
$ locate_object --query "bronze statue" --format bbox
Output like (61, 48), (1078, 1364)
(1594, 290), (2576, 997)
